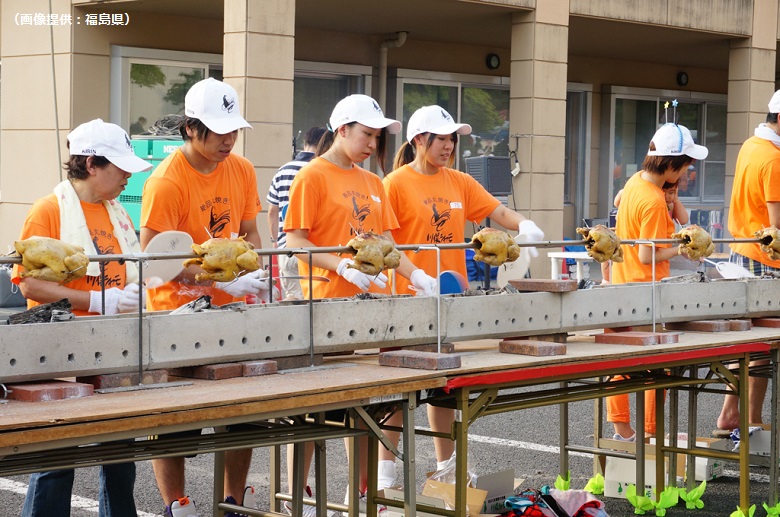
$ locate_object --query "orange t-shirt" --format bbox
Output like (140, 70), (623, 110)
(729, 135), (780, 267)
(141, 149), (262, 310)
(612, 172), (674, 284)
(283, 157), (399, 299)
(383, 165), (499, 293)
(13, 194), (128, 316)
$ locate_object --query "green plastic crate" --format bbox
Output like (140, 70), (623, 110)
(151, 140), (183, 159)
(120, 138), (183, 228)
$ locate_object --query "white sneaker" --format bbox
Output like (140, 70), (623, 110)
(167, 496), (199, 517)
(343, 489), (387, 517)
(613, 432), (636, 442)
(284, 485), (340, 517)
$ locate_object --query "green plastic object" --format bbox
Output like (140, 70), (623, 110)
(119, 138), (182, 228)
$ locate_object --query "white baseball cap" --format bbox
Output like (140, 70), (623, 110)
(184, 78), (252, 134)
(647, 123), (708, 160)
(67, 119), (153, 173)
(329, 94), (401, 134)
(407, 105), (472, 143)
(768, 90), (780, 113)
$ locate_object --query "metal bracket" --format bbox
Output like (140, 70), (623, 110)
(353, 405), (404, 462)
(710, 361), (739, 392)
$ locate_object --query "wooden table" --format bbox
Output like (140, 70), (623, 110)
(362, 330), (780, 517)
(0, 361), (445, 517)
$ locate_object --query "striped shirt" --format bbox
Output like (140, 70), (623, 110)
(266, 151), (315, 248)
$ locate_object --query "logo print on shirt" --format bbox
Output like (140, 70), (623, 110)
(352, 196), (371, 225)
(430, 203), (451, 231)
(209, 207), (231, 237)
(222, 95), (235, 113)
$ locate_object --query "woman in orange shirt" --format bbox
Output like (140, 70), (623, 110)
(378, 105), (544, 486)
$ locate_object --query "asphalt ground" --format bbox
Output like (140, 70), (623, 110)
(0, 255), (769, 516)
(0, 371), (775, 517)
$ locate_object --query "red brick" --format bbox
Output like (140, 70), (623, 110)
(665, 320), (731, 332)
(406, 343), (456, 353)
(729, 319), (752, 331)
(169, 363), (244, 380)
(8, 381), (93, 402)
(507, 279), (579, 292)
(61, 382), (94, 399)
(499, 339), (566, 356)
(379, 350), (461, 370)
(242, 360), (278, 377)
(752, 317), (780, 328)
(595, 331), (679, 346)
(78, 370), (168, 389)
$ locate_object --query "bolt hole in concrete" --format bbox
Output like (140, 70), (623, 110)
(9, 359), (16, 366)
(349, 330), (356, 337)
(220, 339), (225, 346)
(195, 342), (201, 349)
(68, 353), (75, 362)
(95, 352), (102, 361)
(287, 334), (294, 341)
(39, 356), (46, 364)
(327, 331), (334, 338)
(171, 344), (177, 351)
(242, 337), (248, 344)
(122, 350), (128, 358)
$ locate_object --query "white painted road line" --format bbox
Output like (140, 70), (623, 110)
(0, 477), (161, 517)
(0, 433), (763, 515)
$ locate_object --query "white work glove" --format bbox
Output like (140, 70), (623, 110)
(516, 219), (545, 258)
(410, 269), (437, 297)
(88, 284), (143, 315)
(337, 258), (387, 291)
(215, 269), (268, 298)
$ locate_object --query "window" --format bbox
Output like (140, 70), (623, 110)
(608, 91), (726, 207)
(293, 63), (371, 158)
(110, 46), (223, 134)
(397, 72), (510, 173)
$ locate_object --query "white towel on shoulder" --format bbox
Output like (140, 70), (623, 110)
(53, 180), (140, 284)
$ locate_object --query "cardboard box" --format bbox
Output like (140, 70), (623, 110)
(422, 479), (488, 516)
(388, 469), (513, 516)
(652, 434), (728, 482)
(746, 428), (771, 457)
(383, 488), (446, 517)
(605, 434), (729, 498)
(475, 469), (516, 514)
(604, 456), (657, 499)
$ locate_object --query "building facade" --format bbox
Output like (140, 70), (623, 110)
(0, 0), (775, 271)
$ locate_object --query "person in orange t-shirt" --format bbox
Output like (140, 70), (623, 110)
(16, 119), (152, 517)
(284, 94), (437, 515)
(140, 78), (267, 517)
(608, 122), (707, 441)
(378, 105), (544, 484)
(715, 90), (780, 435)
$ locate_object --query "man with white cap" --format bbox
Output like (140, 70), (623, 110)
(16, 118), (153, 516)
(140, 78), (266, 517)
(714, 90), (780, 435)
(608, 121), (708, 442)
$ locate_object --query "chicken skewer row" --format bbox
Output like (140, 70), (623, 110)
(11, 227), (780, 279)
